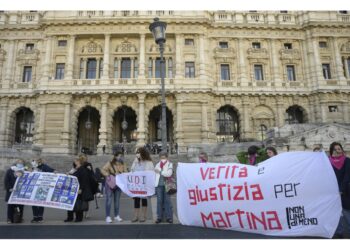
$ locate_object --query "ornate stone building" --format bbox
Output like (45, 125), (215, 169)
(0, 10), (350, 154)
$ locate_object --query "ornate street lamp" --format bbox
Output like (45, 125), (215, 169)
(20, 108), (27, 144)
(85, 107), (92, 130)
(149, 17), (167, 153)
(121, 106), (128, 154)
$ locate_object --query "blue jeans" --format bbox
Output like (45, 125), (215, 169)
(156, 186), (173, 220)
(105, 183), (122, 218)
(335, 209), (350, 235)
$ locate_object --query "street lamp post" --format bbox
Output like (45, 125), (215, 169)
(121, 106), (128, 154)
(149, 17), (167, 153)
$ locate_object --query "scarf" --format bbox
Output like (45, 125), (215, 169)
(329, 155), (346, 170)
(249, 155), (257, 165)
(160, 160), (168, 169)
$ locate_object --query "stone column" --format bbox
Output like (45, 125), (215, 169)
(101, 34), (110, 80)
(61, 99), (72, 153)
(175, 34), (183, 79)
(332, 37), (346, 84)
(138, 34), (146, 78)
(36, 103), (47, 147)
(276, 97), (285, 127)
(199, 35), (206, 80)
(201, 101), (209, 142)
(152, 58), (156, 78)
(344, 57), (350, 78)
(237, 38), (248, 86)
(175, 95), (185, 153)
(343, 100), (350, 123)
(41, 36), (53, 82)
(320, 103), (328, 123)
(4, 40), (15, 85)
(97, 94), (109, 154)
(242, 99), (252, 139)
(66, 35), (76, 80)
(137, 94), (146, 147)
(270, 39), (282, 86)
(311, 37), (325, 85)
(0, 98), (9, 148)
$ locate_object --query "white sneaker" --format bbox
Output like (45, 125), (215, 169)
(114, 216), (123, 222)
(106, 216), (112, 223)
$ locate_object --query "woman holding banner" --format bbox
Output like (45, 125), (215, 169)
(130, 147), (154, 222)
(329, 142), (350, 238)
(101, 152), (128, 223)
(154, 152), (174, 224)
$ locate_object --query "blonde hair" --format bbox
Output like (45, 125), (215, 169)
(78, 154), (87, 163)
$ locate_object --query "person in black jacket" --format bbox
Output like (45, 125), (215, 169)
(329, 142), (350, 238)
(64, 157), (93, 222)
(4, 160), (25, 224)
(30, 158), (56, 223)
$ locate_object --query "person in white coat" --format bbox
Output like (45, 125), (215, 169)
(154, 152), (174, 223)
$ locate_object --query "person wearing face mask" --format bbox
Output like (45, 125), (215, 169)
(4, 159), (25, 224)
(154, 152), (174, 224)
(101, 152), (128, 223)
(130, 147), (154, 222)
(329, 142), (350, 239)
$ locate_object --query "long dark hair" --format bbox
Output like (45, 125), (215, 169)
(266, 147), (278, 156)
(329, 142), (344, 156)
(137, 147), (152, 162)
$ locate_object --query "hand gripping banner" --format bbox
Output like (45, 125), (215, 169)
(177, 152), (342, 238)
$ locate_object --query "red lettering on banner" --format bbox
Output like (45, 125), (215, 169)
(200, 210), (283, 231)
(233, 185), (244, 200)
(200, 168), (210, 180)
(130, 190), (147, 195)
(188, 189), (197, 205)
(217, 166), (226, 179)
(199, 166), (249, 181)
(238, 167), (248, 178)
(251, 184), (264, 200)
(209, 168), (215, 180)
(209, 187), (217, 200)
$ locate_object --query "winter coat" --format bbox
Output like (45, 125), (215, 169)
(73, 166), (94, 202)
(37, 163), (55, 173)
(154, 161), (173, 187)
(4, 168), (17, 202)
(332, 157), (350, 209)
(130, 159), (154, 172)
(101, 161), (128, 177)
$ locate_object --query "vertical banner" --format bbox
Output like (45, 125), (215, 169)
(8, 172), (79, 211)
(116, 171), (156, 197)
(177, 152), (342, 238)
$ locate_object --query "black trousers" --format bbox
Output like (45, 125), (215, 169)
(133, 197), (147, 208)
(32, 206), (45, 220)
(67, 210), (83, 221)
(7, 204), (24, 222)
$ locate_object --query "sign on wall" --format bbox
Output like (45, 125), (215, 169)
(9, 172), (79, 211)
(177, 152), (342, 238)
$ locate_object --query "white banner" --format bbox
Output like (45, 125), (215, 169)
(116, 171), (156, 197)
(177, 152), (342, 238)
(8, 172), (79, 211)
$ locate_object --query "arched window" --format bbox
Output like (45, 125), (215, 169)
(216, 105), (240, 142)
(14, 107), (34, 144)
(286, 105), (304, 124)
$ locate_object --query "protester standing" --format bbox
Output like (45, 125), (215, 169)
(130, 147), (154, 222)
(328, 142), (350, 238)
(154, 152), (174, 224)
(198, 152), (208, 163)
(101, 152), (128, 223)
(4, 160), (25, 224)
(266, 147), (278, 158)
(31, 158), (55, 223)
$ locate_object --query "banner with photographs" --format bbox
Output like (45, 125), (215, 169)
(8, 172), (79, 211)
(177, 152), (342, 238)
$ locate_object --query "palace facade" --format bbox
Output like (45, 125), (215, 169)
(0, 11), (350, 154)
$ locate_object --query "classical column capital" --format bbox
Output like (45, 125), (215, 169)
(138, 93), (146, 103)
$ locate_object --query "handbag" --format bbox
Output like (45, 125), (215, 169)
(106, 162), (117, 190)
(165, 171), (177, 195)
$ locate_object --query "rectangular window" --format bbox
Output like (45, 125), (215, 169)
(220, 64), (230, 80)
(79, 59), (84, 79)
(168, 58), (173, 78)
(55, 63), (65, 79)
(319, 41), (328, 48)
(25, 43), (34, 51)
(99, 59), (103, 79)
(148, 58), (153, 78)
(86, 58), (97, 79)
(155, 58), (162, 78)
(58, 40), (67, 47)
(254, 64), (264, 80)
(284, 43), (293, 49)
(114, 59), (119, 78)
(185, 62), (195, 78)
(121, 58), (131, 78)
(252, 42), (261, 49)
(219, 42), (228, 48)
(328, 106), (338, 112)
(286, 65), (296, 81)
(322, 63), (331, 79)
(185, 39), (194, 46)
(134, 59), (138, 78)
(346, 58), (350, 78)
(22, 66), (32, 82)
